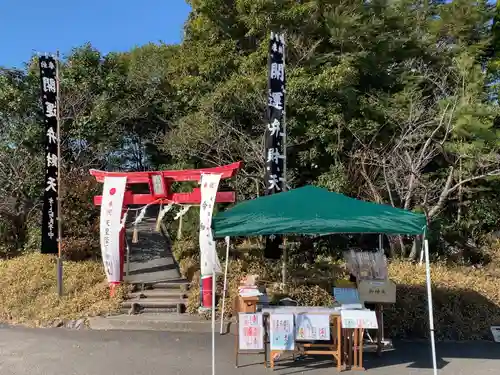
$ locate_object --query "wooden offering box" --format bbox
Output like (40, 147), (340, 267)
(236, 295), (260, 313)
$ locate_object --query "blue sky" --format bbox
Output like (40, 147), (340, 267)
(0, 0), (191, 68)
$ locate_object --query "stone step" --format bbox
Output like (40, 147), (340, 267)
(151, 279), (191, 290)
(124, 257), (176, 274)
(124, 270), (183, 285)
(121, 298), (188, 309)
(88, 313), (235, 333)
(128, 289), (187, 300)
(120, 307), (179, 314)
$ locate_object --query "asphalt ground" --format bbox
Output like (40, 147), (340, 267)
(0, 326), (499, 375)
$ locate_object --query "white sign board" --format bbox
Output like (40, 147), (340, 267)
(199, 173), (222, 276)
(341, 309), (378, 329)
(295, 313), (330, 341)
(238, 313), (264, 350)
(100, 176), (127, 283)
(491, 326), (500, 343)
(334, 287), (360, 305)
(270, 314), (295, 351)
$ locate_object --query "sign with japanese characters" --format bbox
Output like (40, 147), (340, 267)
(100, 177), (127, 283)
(264, 31), (286, 194)
(238, 313), (264, 350)
(358, 279), (396, 303)
(270, 313), (295, 351)
(199, 173), (222, 277)
(340, 309), (379, 329)
(39, 55), (59, 254)
(264, 31), (286, 259)
(295, 313), (330, 341)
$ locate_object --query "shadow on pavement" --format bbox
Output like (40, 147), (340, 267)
(266, 341), (500, 373)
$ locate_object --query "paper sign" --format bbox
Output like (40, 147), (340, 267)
(358, 279), (396, 303)
(295, 314), (330, 341)
(199, 173), (222, 276)
(270, 314), (295, 351)
(341, 309), (378, 329)
(239, 313), (264, 350)
(100, 176), (127, 283)
(334, 287), (360, 305)
(491, 326), (500, 343)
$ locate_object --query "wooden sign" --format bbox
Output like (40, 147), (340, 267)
(358, 279), (396, 303)
(295, 313), (330, 341)
(341, 309), (378, 329)
(238, 313), (264, 350)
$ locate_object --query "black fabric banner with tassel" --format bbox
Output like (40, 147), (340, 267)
(264, 31), (286, 260)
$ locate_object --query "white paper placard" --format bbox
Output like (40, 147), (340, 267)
(341, 309), (378, 329)
(333, 287), (360, 305)
(270, 314), (295, 351)
(100, 176), (127, 283)
(199, 173), (222, 276)
(238, 313), (264, 350)
(295, 313), (330, 341)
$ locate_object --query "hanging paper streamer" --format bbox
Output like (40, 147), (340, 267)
(134, 205), (148, 226)
(174, 205), (191, 239)
(199, 174), (222, 276)
(120, 209), (129, 230)
(174, 205), (191, 220)
(155, 203), (174, 232)
(132, 210), (139, 244)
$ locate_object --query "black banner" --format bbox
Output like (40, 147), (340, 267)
(264, 32), (286, 259)
(39, 56), (59, 254)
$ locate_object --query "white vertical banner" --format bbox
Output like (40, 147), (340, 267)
(200, 173), (222, 277)
(100, 176), (127, 283)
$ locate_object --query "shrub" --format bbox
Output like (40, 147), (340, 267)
(0, 253), (123, 326)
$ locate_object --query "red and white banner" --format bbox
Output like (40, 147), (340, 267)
(200, 173), (222, 277)
(100, 176), (127, 283)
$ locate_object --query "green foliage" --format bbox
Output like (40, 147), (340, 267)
(1, 0), (500, 262)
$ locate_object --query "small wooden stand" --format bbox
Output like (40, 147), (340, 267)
(342, 328), (365, 371)
(234, 296), (267, 368)
(269, 315), (343, 372)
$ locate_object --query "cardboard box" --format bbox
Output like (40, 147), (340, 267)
(358, 279), (396, 304)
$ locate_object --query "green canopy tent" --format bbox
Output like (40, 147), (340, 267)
(212, 185), (426, 237)
(212, 185), (437, 374)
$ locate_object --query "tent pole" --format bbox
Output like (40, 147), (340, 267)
(424, 239), (438, 375)
(220, 236), (230, 334)
(212, 236), (216, 375)
(378, 234), (385, 342)
(419, 234), (425, 265)
(282, 237), (288, 293)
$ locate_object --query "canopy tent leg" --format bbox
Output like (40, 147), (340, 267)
(378, 234), (385, 346)
(419, 234), (425, 266)
(424, 239), (438, 375)
(220, 236), (230, 334)
(212, 242), (216, 375)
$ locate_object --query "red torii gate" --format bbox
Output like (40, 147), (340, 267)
(89, 161), (242, 297)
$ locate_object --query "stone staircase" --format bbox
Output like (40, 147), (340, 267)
(88, 206), (234, 332)
(121, 279), (191, 314)
(120, 205), (191, 316)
